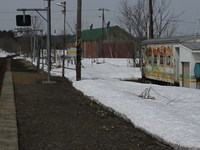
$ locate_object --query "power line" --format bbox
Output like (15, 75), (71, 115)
(109, 10), (121, 14)
(0, 11), (17, 14)
(0, 8), (120, 15)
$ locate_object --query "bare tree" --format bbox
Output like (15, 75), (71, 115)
(31, 15), (45, 67)
(117, 0), (147, 39)
(117, 0), (179, 39)
(153, 0), (179, 37)
(32, 15), (45, 32)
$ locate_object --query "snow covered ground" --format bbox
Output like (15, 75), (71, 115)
(36, 58), (199, 150)
(11, 53), (200, 149)
(0, 49), (15, 57)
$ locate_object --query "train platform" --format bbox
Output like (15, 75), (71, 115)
(0, 71), (18, 150)
(0, 58), (174, 150)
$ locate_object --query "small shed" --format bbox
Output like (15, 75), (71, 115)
(68, 26), (135, 58)
(141, 36), (200, 89)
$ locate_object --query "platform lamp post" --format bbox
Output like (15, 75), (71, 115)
(45, 0), (53, 82)
(56, 1), (66, 77)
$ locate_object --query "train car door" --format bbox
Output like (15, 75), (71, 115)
(182, 62), (190, 87)
(175, 47), (180, 82)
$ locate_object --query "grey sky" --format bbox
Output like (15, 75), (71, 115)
(0, 0), (200, 35)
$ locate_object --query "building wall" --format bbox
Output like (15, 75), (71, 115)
(178, 45), (199, 88)
(82, 41), (134, 58)
(83, 42), (98, 58)
(67, 27), (135, 58)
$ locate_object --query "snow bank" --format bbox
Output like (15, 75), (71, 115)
(29, 57), (200, 150)
(0, 49), (15, 58)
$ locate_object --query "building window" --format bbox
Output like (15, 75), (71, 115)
(166, 56), (171, 66)
(154, 55), (157, 65)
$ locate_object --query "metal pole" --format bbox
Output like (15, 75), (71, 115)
(62, 1), (66, 77)
(101, 9), (104, 58)
(148, 0), (153, 39)
(99, 8), (105, 58)
(31, 33), (33, 62)
(33, 16), (37, 62)
(41, 31), (44, 70)
(47, 0), (52, 81)
(37, 32), (40, 69)
(76, 0), (82, 81)
(33, 30), (36, 61)
(99, 8), (109, 60)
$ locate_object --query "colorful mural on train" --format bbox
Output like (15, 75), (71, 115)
(141, 36), (200, 89)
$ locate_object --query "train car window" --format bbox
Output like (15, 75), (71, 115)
(148, 55), (152, 65)
(154, 55), (157, 65)
(160, 55), (164, 65)
(166, 56), (171, 66)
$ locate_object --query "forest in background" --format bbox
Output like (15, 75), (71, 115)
(0, 30), (70, 55)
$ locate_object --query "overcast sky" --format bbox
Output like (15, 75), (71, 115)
(1, 0), (200, 35)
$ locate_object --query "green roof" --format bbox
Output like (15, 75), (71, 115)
(68, 26), (120, 43)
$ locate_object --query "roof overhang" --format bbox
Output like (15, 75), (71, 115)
(192, 51), (200, 53)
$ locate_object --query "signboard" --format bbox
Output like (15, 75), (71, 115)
(67, 47), (77, 57)
(16, 15), (31, 26)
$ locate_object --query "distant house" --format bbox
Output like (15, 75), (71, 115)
(67, 26), (135, 58)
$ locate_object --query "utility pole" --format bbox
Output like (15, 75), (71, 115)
(195, 17), (200, 38)
(34, 29), (43, 70)
(33, 16), (37, 62)
(148, 0), (154, 39)
(99, 8), (109, 58)
(46, 0), (52, 81)
(40, 30), (44, 70)
(63, 2), (66, 78)
(56, 1), (66, 77)
(76, 0), (82, 81)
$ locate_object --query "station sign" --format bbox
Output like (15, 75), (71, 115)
(16, 15), (31, 26)
(67, 47), (77, 57)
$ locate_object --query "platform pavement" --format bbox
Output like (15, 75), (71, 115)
(0, 71), (18, 150)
